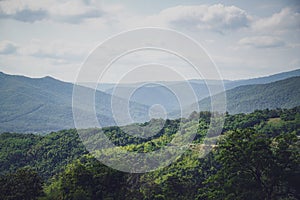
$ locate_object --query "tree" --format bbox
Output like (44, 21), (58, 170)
(201, 129), (300, 200)
(0, 167), (44, 200)
(43, 155), (127, 200)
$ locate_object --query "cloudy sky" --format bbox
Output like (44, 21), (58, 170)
(0, 0), (299, 82)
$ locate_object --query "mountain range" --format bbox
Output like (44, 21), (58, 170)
(0, 72), (149, 133)
(85, 69), (300, 112)
(196, 76), (300, 114)
(0, 69), (299, 133)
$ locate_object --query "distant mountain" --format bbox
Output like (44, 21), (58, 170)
(196, 76), (300, 114)
(85, 69), (300, 113)
(82, 79), (228, 109)
(0, 72), (149, 133)
(225, 69), (300, 90)
(1, 69), (299, 133)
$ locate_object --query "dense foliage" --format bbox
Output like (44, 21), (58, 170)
(0, 167), (44, 200)
(0, 107), (299, 199)
(0, 129), (87, 179)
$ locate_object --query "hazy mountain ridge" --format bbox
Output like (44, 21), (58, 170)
(88, 69), (300, 112)
(196, 76), (300, 114)
(1, 69), (300, 133)
(0, 72), (149, 133)
(224, 68), (300, 89)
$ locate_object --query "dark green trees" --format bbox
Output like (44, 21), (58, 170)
(0, 167), (44, 200)
(43, 155), (126, 200)
(0, 107), (299, 200)
(201, 129), (300, 200)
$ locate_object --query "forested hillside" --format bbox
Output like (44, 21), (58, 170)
(1, 0), (299, 199)
(224, 68), (300, 89)
(1, 71), (300, 133)
(92, 69), (300, 113)
(0, 72), (149, 133)
(0, 107), (299, 200)
(197, 76), (300, 114)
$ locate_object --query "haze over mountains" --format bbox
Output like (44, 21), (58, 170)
(196, 76), (300, 114)
(85, 69), (300, 112)
(91, 68), (300, 93)
(0, 72), (149, 133)
(0, 69), (299, 133)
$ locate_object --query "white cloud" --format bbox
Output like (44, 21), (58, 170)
(147, 4), (251, 32)
(0, 40), (18, 54)
(48, 0), (104, 23)
(0, 53), (81, 81)
(18, 39), (90, 62)
(238, 36), (285, 48)
(252, 7), (300, 33)
(0, 2), (299, 82)
(0, 0), (106, 23)
(0, 0), (49, 22)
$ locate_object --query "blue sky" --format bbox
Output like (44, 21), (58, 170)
(0, 0), (299, 82)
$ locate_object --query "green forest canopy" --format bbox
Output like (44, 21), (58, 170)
(0, 106), (299, 199)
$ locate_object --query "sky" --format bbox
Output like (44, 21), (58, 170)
(0, 0), (299, 83)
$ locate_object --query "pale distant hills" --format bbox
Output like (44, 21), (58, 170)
(196, 76), (300, 114)
(0, 72), (149, 133)
(0, 69), (299, 133)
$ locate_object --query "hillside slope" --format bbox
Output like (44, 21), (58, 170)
(92, 69), (300, 112)
(197, 76), (300, 114)
(0, 72), (149, 133)
(225, 68), (300, 89)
